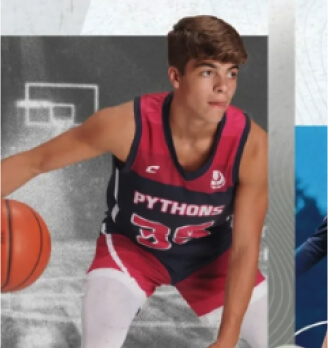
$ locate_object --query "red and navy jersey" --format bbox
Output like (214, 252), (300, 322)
(103, 92), (251, 283)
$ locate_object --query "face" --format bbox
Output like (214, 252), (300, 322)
(168, 59), (239, 123)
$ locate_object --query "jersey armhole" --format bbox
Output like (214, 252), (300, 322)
(232, 112), (251, 184)
(116, 97), (142, 173)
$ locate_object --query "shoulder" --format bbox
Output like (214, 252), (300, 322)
(95, 100), (134, 127)
(239, 119), (267, 184)
(79, 100), (135, 161)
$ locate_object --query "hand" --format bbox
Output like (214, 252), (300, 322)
(206, 324), (240, 348)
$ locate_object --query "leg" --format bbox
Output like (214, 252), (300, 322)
(82, 233), (170, 348)
(198, 281), (268, 348)
(81, 268), (147, 348)
(239, 280), (268, 348)
(176, 250), (266, 347)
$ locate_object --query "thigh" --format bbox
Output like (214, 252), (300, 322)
(199, 281), (268, 348)
(176, 249), (265, 317)
(175, 250), (230, 317)
(88, 233), (171, 296)
(81, 268), (147, 348)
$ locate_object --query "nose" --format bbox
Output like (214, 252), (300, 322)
(213, 75), (228, 93)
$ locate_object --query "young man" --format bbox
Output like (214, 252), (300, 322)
(1, 16), (267, 348)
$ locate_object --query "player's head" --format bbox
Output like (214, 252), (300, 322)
(168, 15), (247, 74)
(167, 16), (247, 122)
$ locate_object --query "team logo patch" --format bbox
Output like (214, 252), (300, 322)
(146, 165), (160, 173)
(211, 170), (225, 189)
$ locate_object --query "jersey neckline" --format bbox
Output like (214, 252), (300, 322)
(162, 92), (226, 181)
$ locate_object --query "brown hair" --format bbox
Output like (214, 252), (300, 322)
(168, 15), (247, 73)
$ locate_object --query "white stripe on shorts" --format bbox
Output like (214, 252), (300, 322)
(106, 234), (130, 276)
(111, 168), (120, 222)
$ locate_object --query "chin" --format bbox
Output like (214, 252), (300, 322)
(205, 110), (225, 123)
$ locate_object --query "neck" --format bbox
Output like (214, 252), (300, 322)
(169, 93), (223, 141)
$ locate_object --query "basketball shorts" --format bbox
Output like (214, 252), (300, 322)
(88, 233), (265, 316)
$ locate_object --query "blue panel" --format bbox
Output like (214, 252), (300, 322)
(295, 126), (327, 347)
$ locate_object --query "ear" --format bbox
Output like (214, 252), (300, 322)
(168, 66), (181, 89)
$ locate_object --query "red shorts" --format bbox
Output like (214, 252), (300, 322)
(88, 233), (265, 316)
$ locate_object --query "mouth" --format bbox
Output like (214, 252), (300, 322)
(208, 101), (228, 109)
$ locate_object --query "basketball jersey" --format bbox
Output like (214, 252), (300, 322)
(102, 92), (251, 283)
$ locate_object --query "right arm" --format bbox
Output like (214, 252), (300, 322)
(1, 101), (135, 198)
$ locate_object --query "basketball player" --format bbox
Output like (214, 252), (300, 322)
(1, 16), (267, 348)
(296, 216), (327, 348)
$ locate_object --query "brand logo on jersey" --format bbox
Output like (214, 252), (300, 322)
(146, 165), (160, 173)
(211, 170), (225, 189)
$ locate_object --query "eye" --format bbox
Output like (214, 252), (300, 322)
(201, 70), (213, 77)
(227, 71), (238, 79)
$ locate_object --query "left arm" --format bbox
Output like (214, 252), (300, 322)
(209, 121), (268, 348)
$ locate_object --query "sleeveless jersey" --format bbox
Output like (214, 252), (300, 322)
(102, 92), (251, 283)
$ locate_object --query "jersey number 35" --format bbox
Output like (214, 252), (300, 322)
(131, 213), (214, 250)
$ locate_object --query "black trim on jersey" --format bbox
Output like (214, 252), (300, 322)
(232, 113), (251, 183)
(120, 97), (143, 172)
(162, 92), (227, 181)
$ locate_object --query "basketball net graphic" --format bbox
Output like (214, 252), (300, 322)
(211, 170), (225, 189)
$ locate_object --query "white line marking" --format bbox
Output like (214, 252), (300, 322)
(2, 311), (81, 323)
(295, 320), (328, 336)
(17, 99), (52, 108)
(36, 276), (86, 281)
(26, 82), (99, 111)
(2, 311), (217, 328)
(1, 292), (83, 300)
(18, 82), (99, 127)
(132, 321), (217, 328)
(1, 291), (177, 299)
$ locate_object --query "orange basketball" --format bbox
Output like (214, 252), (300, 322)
(1, 199), (51, 292)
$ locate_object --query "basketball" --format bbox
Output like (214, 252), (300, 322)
(1, 199), (51, 292)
